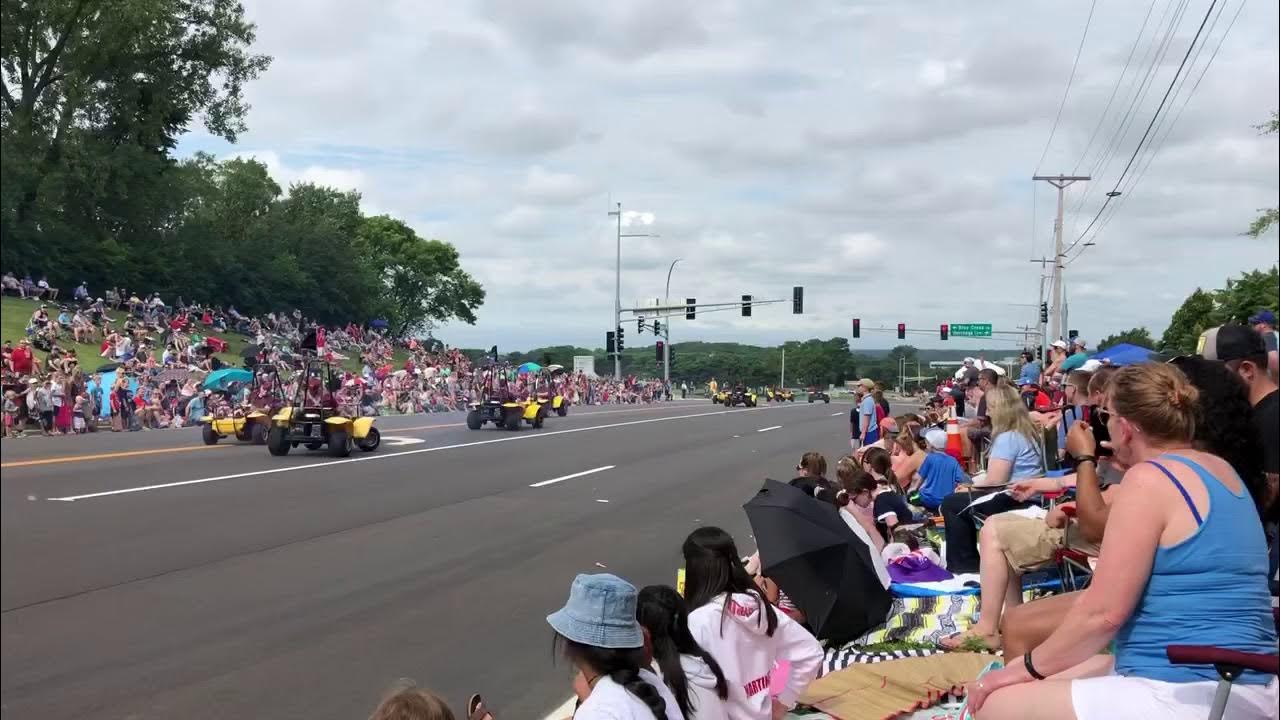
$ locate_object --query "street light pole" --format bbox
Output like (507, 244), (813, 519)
(663, 258), (682, 387)
(1032, 174), (1089, 343)
(608, 202), (622, 380)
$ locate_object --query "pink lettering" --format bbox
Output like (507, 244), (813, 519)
(727, 599), (755, 617)
(743, 674), (771, 696)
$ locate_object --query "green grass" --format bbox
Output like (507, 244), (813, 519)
(1, 296), (406, 374)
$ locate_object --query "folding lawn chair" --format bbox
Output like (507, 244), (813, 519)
(1165, 639), (1279, 720)
(1050, 505), (1095, 592)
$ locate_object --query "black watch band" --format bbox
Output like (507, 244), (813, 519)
(1024, 651), (1047, 680)
(1075, 455), (1096, 466)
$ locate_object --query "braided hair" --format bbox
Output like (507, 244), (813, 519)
(555, 636), (667, 720)
(637, 585), (729, 719)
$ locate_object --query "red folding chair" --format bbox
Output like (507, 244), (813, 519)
(1165, 644), (1279, 720)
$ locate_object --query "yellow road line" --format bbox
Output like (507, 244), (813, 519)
(1, 443), (233, 468)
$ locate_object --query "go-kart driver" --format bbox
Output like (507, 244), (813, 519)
(303, 376), (337, 409)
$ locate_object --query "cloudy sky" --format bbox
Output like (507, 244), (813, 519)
(180, 0), (1280, 351)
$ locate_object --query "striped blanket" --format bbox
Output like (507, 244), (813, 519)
(821, 595), (981, 673)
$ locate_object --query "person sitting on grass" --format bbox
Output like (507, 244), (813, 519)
(964, 363), (1278, 720)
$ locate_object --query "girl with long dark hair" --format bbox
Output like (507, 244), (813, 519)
(637, 585), (729, 720)
(682, 527), (823, 720)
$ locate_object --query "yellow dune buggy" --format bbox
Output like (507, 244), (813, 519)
(466, 397), (549, 430)
(200, 367), (283, 445)
(711, 390), (730, 404)
(265, 361), (380, 457)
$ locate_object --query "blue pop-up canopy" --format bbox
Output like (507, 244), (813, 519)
(1091, 343), (1156, 366)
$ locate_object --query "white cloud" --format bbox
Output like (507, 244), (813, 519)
(178, 0), (1279, 350)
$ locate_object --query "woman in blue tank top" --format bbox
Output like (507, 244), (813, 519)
(965, 363), (1277, 720)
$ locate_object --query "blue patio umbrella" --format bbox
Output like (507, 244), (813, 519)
(202, 367), (253, 391)
(516, 362), (543, 374)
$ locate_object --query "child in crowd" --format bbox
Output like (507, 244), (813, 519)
(637, 585), (730, 720)
(72, 392), (87, 433)
(3, 389), (18, 438)
(366, 681), (464, 720)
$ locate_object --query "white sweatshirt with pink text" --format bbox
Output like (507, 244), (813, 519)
(686, 592), (824, 719)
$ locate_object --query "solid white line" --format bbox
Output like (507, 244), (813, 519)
(757, 425), (782, 433)
(831, 412), (843, 417)
(529, 465), (615, 488)
(47, 405), (797, 502)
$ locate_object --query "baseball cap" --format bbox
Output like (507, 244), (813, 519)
(1071, 338), (1087, 348)
(858, 378), (875, 390)
(1051, 340), (1068, 350)
(1248, 309), (1276, 326)
(1198, 324), (1265, 363)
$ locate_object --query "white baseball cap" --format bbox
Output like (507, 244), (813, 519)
(1051, 340), (1068, 350)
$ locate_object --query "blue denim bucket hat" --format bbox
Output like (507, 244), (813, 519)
(546, 573), (643, 649)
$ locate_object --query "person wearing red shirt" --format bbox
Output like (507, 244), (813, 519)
(11, 339), (37, 375)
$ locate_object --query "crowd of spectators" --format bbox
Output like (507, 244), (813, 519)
(0, 281), (674, 437)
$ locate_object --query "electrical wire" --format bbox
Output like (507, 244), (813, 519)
(1033, 0), (1099, 174)
(1070, 0), (1160, 175)
(1068, 0), (1191, 220)
(1066, 0), (1244, 265)
(1066, 0), (1221, 253)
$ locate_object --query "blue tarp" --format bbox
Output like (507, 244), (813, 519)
(1090, 343), (1156, 366)
(87, 371), (138, 420)
(202, 368), (253, 391)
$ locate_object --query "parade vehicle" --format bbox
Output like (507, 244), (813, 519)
(466, 396), (548, 430)
(266, 360), (380, 457)
(807, 386), (831, 404)
(200, 367), (284, 445)
(711, 389), (730, 404)
(767, 387), (795, 402)
(723, 387), (758, 407)
(532, 390), (569, 417)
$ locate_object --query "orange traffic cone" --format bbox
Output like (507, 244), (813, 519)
(945, 416), (964, 465)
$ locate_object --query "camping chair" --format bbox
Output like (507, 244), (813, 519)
(1052, 505), (1095, 592)
(1165, 640), (1279, 720)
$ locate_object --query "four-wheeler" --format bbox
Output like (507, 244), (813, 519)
(711, 389), (730, 404)
(807, 386), (831, 404)
(766, 387), (795, 403)
(466, 397), (548, 430)
(266, 360), (380, 457)
(533, 390), (569, 417)
(723, 388), (759, 407)
(200, 367), (284, 445)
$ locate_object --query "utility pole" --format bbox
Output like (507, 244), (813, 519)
(780, 347), (786, 389)
(1032, 175), (1088, 344)
(608, 202), (622, 380)
(663, 259), (682, 387)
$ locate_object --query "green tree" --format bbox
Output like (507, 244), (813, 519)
(1160, 289), (1215, 355)
(1211, 266), (1279, 326)
(1097, 327), (1154, 352)
(1246, 112), (1278, 237)
(1, 0), (272, 271)
(356, 215), (486, 335)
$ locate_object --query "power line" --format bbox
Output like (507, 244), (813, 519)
(1069, 0), (1192, 222)
(1033, 0), (1099, 174)
(1070, 0), (1160, 175)
(1067, 0), (1221, 252)
(1067, 0), (1245, 265)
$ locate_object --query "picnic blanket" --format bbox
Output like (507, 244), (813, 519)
(801, 653), (991, 720)
(822, 596), (979, 673)
(822, 648), (946, 676)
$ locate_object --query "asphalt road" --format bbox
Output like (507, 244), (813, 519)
(1, 397), (891, 720)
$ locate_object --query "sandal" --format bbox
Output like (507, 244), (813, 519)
(467, 694), (495, 720)
(938, 629), (1001, 652)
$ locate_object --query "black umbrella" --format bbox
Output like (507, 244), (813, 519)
(95, 362), (121, 373)
(743, 479), (892, 644)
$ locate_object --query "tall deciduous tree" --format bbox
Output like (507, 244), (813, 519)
(1246, 112), (1278, 238)
(1160, 289), (1215, 355)
(1097, 327), (1154, 352)
(1210, 266), (1279, 326)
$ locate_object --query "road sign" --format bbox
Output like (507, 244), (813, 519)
(949, 323), (992, 338)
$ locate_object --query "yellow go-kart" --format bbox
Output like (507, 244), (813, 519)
(265, 360), (380, 457)
(724, 389), (758, 407)
(711, 390), (730, 404)
(772, 388), (795, 402)
(467, 397), (549, 430)
(201, 410), (271, 445)
(532, 391), (569, 417)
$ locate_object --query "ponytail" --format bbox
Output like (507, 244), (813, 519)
(637, 585), (729, 720)
(555, 637), (668, 720)
(611, 667), (668, 720)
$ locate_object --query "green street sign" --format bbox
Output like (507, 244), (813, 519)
(949, 323), (992, 338)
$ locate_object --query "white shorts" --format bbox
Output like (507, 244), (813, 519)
(1072, 674), (1279, 720)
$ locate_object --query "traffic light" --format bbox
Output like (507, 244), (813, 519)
(897, 323), (906, 340)
(653, 320), (661, 336)
(940, 324), (949, 341)
(637, 317), (644, 334)
(606, 331), (615, 354)
(852, 318), (861, 338)
(1039, 302), (1049, 324)
(741, 294), (752, 317)
(668, 346), (675, 367)
(1036, 344), (1044, 361)
(792, 286), (804, 314)
(686, 298), (696, 320)
(1068, 329), (1079, 341)
(616, 325), (625, 351)
(656, 340), (665, 362)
